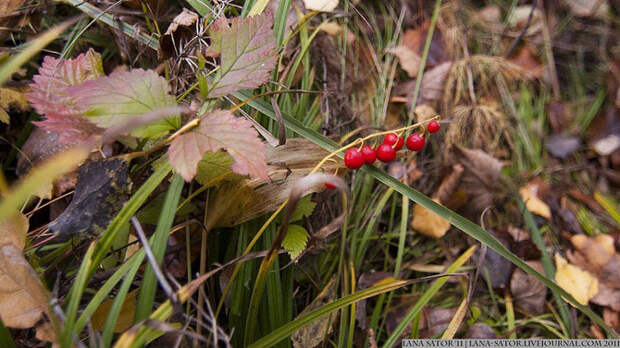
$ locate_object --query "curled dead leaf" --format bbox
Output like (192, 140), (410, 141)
(519, 181), (551, 219)
(411, 199), (451, 239)
(510, 260), (547, 314)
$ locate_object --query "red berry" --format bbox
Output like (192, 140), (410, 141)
(406, 133), (425, 151)
(324, 182), (337, 190)
(376, 143), (396, 162)
(427, 120), (440, 133)
(383, 133), (404, 150)
(361, 145), (377, 164)
(344, 148), (365, 169)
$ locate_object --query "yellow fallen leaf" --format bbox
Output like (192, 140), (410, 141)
(0, 213), (28, 249)
(0, 87), (29, 124)
(411, 199), (451, 238)
(92, 289), (137, 332)
(388, 46), (421, 78)
(519, 182), (551, 219)
(303, 0), (338, 12)
(555, 253), (598, 305)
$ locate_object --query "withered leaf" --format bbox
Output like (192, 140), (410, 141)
(474, 231), (514, 289)
(291, 276), (338, 348)
(48, 158), (132, 240)
(510, 260), (547, 315)
(158, 8), (199, 60)
(555, 253), (599, 306)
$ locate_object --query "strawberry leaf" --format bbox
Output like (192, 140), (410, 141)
(207, 12), (277, 98)
(69, 69), (180, 139)
(282, 224), (309, 260)
(27, 49), (105, 141)
(168, 109), (269, 182)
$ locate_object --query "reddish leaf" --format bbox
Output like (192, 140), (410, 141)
(168, 109), (269, 182)
(207, 12), (277, 97)
(27, 49), (105, 141)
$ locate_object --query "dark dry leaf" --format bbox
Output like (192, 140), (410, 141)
(545, 134), (581, 159)
(158, 8), (199, 60)
(510, 260), (547, 315)
(48, 158), (132, 240)
(291, 276), (338, 348)
(465, 323), (497, 338)
(474, 231), (513, 289)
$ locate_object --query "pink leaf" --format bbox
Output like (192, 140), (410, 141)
(168, 109), (269, 182)
(207, 12), (277, 97)
(27, 49), (104, 141)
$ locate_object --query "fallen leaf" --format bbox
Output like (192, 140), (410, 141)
(507, 6), (543, 36)
(567, 234), (620, 311)
(388, 46), (421, 78)
(591, 133), (620, 156)
(168, 109), (269, 182)
(508, 46), (543, 79)
(17, 128), (78, 198)
(547, 100), (573, 134)
(292, 276), (338, 348)
(91, 289), (137, 332)
(205, 138), (339, 229)
(207, 12), (277, 97)
(519, 181), (551, 219)
(401, 21), (448, 67)
(555, 253), (598, 306)
(465, 323), (497, 339)
(455, 146), (506, 213)
(545, 134), (581, 159)
(158, 8), (199, 60)
(411, 199), (451, 238)
(0, 214), (53, 332)
(419, 62), (453, 103)
(603, 309), (619, 332)
(510, 260), (547, 314)
(474, 231), (514, 289)
(0, 213), (28, 251)
(27, 49), (105, 142)
(48, 158), (132, 240)
(303, 0), (338, 12)
(563, 0), (609, 19)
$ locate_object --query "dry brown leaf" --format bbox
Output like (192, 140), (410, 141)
(206, 139), (341, 229)
(508, 46), (543, 79)
(0, 0), (23, 23)
(519, 181), (551, 219)
(555, 253), (598, 306)
(158, 8), (199, 60)
(563, 0), (609, 18)
(303, 0), (338, 12)
(92, 289), (137, 332)
(0, 213), (28, 249)
(292, 276), (338, 348)
(0, 244), (51, 328)
(510, 260), (547, 315)
(389, 46), (421, 78)
(411, 199), (451, 239)
(419, 62), (453, 103)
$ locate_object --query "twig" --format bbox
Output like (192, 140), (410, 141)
(503, 2), (536, 59)
(538, 0), (561, 99)
(130, 217), (179, 306)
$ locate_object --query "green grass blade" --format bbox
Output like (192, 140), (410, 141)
(0, 19), (74, 85)
(518, 193), (571, 335)
(185, 0), (212, 17)
(135, 174), (184, 321)
(0, 317), (16, 348)
(383, 246), (476, 347)
(237, 94), (616, 337)
(248, 279), (413, 348)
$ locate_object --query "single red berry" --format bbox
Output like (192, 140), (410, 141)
(376, 143), (396, 162)
(324, 182), (337, 190)
(361, 145), (377, 164)
(344, 148), (365, 169)
(406, 132), (425, 151)
(427, 120), (440, 133)
(383, 133), (404, 150)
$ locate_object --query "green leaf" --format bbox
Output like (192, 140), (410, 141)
(195, 151), (238, 186)
(207, 12), (277, 97)
(281, 225), (309, 259)
(286, 195), (317, 223)
(72, 69), (180, 138)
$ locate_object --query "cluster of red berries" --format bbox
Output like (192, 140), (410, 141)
(343, 120), (440, 170)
